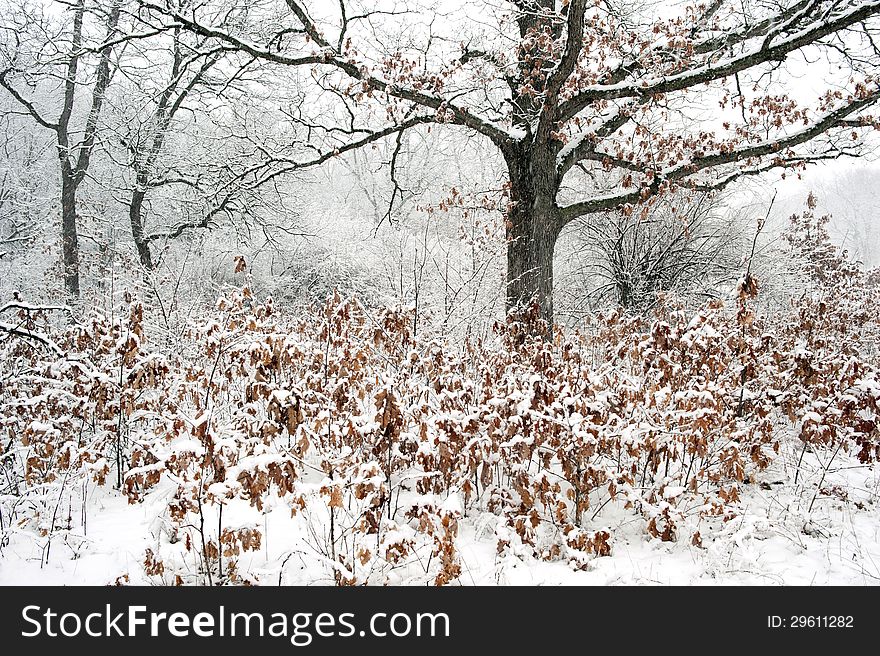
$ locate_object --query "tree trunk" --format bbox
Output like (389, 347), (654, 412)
(504, 145), (561, 332)
(129, 184), (154, 270)
(506, 207), (559, 326)
(60, 173), (80, 297)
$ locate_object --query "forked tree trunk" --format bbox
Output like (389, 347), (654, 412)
(52, 0), (119, 298)
(504, 145), (562, 333)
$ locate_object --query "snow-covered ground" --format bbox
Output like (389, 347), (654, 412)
(3, 440), (877, 586)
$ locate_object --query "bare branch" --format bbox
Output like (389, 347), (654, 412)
(558, 0), (880, 122)
(0, 70), (59, 131)
(558, 88), (880, 224)
(138, 1), (519, 147)
(146, 114), (434, 243)
(0, 321), (64, 357)
(284, 0), (330, 49)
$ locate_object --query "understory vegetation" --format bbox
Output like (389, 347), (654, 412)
(2, 199), (879, 585)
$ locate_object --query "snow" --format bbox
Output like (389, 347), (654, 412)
(1, 438), (877, 586)
(662, 486), (686, 499)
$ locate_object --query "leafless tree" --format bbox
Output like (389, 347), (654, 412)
(0, 0), (122, 297)
(557, 192), (745, 316)
(115, 13), (225, 270)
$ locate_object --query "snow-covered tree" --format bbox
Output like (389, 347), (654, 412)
(141, 0), (880, 328)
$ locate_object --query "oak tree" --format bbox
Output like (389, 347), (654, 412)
(140, 0), (880, 327)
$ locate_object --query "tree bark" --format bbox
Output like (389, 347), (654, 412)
(60, 172), (80, 297)
(129, 182), (154, 270)
(504, 144), (562, 332)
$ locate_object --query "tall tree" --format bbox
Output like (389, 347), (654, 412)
(0, 0), (122, 297)
(143, 0), (880, 326)
(119, 27), (224, 271)
(106, 0), (242, 271)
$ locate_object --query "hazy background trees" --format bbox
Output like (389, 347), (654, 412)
(0, 102), (52, 268)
